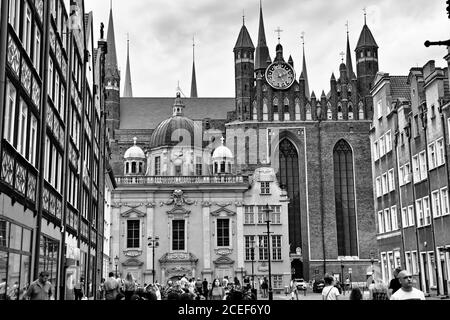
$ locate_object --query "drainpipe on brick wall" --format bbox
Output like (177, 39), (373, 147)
(317, 119), (326, 275)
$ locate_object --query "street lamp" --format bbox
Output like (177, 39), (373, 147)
(148, 236), (160, 283)
(114, 255), (119, 278)
(250, 237), (256, 293)
(264, 204), (274, 301)
(370, 251), (375, 282)
(340, 258), (345, 295)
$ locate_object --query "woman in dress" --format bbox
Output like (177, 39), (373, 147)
(208, 278), (225, 300)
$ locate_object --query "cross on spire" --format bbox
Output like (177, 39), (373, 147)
(301, 31), (305, 47)
(363, 7), (367, 25)
(220, 136), (225, 145)
(242, 9), (245, 25)
(192, 35), (195, 60)
(340, 51), (345, 63)
(275, 27), (283, 44)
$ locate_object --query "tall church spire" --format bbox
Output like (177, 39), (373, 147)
(190, 36), (198, 98)
(123, 35), (133, 97)
(346, 22), (355, 79)
(106, 6), (119, 77)
(255, 0), (270, 70)
(301, 32), (310, 99)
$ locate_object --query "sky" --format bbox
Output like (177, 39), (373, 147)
(82, 0), (450, 98)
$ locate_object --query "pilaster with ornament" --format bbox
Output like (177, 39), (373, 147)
(201, 201), (212, 270)
(145, 202), (156, 272)
(235, 201), (245, 270)
(111, 202), (122, 263)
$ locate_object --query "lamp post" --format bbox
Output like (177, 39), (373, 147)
(264, 204), (274, 301)
(148, 236), (160, 283)
(250, 238), (256, 292)
(340, 259), (345, 295)
(370, 251), (375, 282)
(114, 255), (119, 278)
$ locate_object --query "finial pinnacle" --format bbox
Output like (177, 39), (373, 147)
(133, 137), (137, 145)
(345, 21), (349, 34)
(363, 7), (367, 25)
(301, 31), (305, 47)
(340, 51), (345, 63)
(275, 27), (283, 44)
(243, 9), (245, 25)
(220, 136), (225, 145)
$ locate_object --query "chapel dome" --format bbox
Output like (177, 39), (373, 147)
(212, 137), (233, 159)
(150, 92), (200, 149)
(124, 137), (145, 159)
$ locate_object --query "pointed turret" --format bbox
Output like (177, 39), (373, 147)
(331, 73), (336, 81)
(255, 2), (270, 70)
(190, 38), (198, 98)
(234, 19), (255, 121)
(355, 17), (379, 117)
(302, 43), (310, 99)
(346, 31), (355, 79)
(106, 7), (119, 79)
(288, 55), (294, 68)
(123, 37), (133, 97)
(234, 24), (255, 50)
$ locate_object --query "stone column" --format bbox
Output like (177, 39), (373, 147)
(202, 201), (212, 270)
(111, 202), (121, 263)
(235, 202), (244, 270)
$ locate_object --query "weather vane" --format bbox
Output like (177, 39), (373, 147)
(363, 7), (367, 24)
(275, 27), (283, 44)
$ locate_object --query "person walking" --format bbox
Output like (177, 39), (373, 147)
(289, 278), (299, 300)
(22, 271), (54, 300)
(74, 276), (84, 300)
(104, 272), (120, 300)
(390, 270), (426, 300)
(322, 274), (341, 300)
(123, 272), (137, 300)
(388, 267), (402, 297)
(261, 277), (268, 298)
(98, 278), (106, 300)
(208, 278), (225, 300)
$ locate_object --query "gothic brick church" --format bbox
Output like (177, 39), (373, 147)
(105, 3), (378, 282)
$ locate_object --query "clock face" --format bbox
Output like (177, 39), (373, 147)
(265, 62), (296, 90)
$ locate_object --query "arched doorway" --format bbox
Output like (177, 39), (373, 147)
(278, 139), (302, 278)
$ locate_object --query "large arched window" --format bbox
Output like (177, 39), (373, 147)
(333, 140), (358, 257)
(278, 139), (301, 256)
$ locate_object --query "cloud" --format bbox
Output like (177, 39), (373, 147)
(85, 0), (450, 98)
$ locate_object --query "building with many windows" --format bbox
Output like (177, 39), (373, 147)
(370, 54), (450, 296)
(0, 0), (114, 300)
(106, 3), (378, 283)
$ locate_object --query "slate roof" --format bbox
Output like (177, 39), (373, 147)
(356, 24), (378, 49)
(120, 97), (235, 129)
(234, 25), (254, 49)
(390, 76), (410, 101)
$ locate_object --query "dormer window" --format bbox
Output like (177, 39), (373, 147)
(260, 182), (270, 194)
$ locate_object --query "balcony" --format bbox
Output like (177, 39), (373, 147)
(116, 175), (249, 186)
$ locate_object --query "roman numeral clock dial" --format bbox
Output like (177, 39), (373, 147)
(265, 61), (296, 90)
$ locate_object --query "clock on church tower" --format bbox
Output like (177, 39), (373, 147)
(265, 61), (296, 90)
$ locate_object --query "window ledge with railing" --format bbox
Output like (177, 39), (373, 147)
(116, 175), (249, 185)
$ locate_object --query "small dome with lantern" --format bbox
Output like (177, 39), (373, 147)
(212, 137), (234, 175)
(124, 137), (145, 159)
(124, 137), (146, 176)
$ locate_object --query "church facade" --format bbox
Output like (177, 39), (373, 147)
(105, 4), (378, 283)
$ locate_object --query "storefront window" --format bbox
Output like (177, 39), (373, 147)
(0, 218), (32, 300)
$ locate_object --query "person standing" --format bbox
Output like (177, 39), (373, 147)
(388, 267), (402, 297)
(349, 287), (363, 300)
(321, 274), (341, 300)
(202, 279), (209, 300)
(98, 278), (106, 300)
(74, 276), (84, 300)
(104, 272), (120, 300)
(289, 278), (299, 300)
(208, 278), (225, 300)
(123, 272), (137, 300)
(22, 271), (54, 300)
(390, 270), (426, 300)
